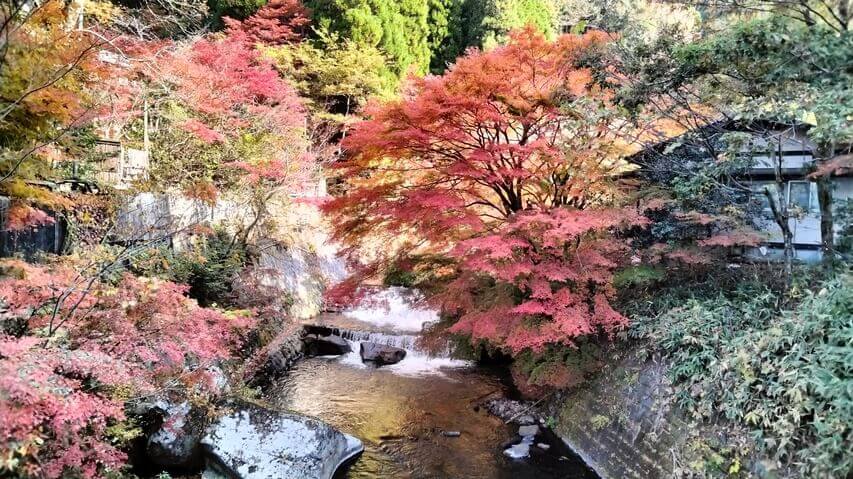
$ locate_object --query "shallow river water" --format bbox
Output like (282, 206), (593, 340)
(266, 288), (595, 479)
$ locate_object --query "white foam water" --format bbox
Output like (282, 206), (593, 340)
(332, 337), (471, 378)
(320, 287), (470, 377)
(342, 287), (438, 333)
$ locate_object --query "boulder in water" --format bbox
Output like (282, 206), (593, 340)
(518, 425), (539, 438)
(360, 342), (406, 365)
(483, 398), (535, 423)
(303, 334), (352, 356)
(516, 414), (536, 425)
(201, 403), (363, 479)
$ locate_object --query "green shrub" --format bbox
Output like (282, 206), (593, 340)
(633, 272), (853, 477)
(512, 341), (603, 389)
(613, 265), (665, 290)
(381, 254), (457, 292)
(132, 230), (248, 307)
(207, 0), (266, 24)
(382, 263), (416, 288)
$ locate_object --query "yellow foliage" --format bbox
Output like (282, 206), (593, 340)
(85, 0), (123, 25)
(1, 180), (73, 210)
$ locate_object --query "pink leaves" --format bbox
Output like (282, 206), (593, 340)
(324, 28), (646, 356)
(698, 229), (765, 247)
(442, 206), (643, 353)
(180, 119), (225, 144)
(161, 33), (305, 143)
(5, 203), (54, 231)
(0, 335), (40, 359)
(0, 337), (127, 478)
(0, 261), (258, 478)
(224, 0), (311, 46)
(458, 234), (529, 260)
(511, 207), (648, 247)
(333, 29), (619, 253)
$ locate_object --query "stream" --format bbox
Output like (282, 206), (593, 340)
(266, 288), (595, 479)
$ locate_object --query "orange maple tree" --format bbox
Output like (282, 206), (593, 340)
(325, 28), (647, 352)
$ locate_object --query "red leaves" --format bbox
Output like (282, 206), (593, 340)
(698, 229), (765, 247)
(159, 32), (305, 143)
(183, 180), (220, 205)
(0, 261), (256, 477)
(224, 0), (311, 46)
(0, 337), (127, 478)
(808, 154), (853, 178)
(230, 153), (313, 186)
(444, 207), (643, 353)
(180, 119), (225, 144)
(5, 203), (54, 231)
(326, 29), (624, 263)
(324, 29), (649, 354)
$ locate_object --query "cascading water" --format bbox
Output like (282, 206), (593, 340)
(269, 287), (595, 478)
(328, 328), (471, 377)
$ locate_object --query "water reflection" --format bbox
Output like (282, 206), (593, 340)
(280, 288), (593, 478)
(268, 358), (593, 479)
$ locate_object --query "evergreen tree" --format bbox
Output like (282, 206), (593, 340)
(430, 0), (558, 73)
(304, 0), (434, 82)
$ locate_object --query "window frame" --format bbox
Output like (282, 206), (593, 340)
(786, 180), (819, 214)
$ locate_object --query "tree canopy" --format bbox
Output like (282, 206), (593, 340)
(325, 29), (647, 351)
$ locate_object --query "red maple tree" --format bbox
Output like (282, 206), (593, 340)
(224, 0), (311, 46)
(0, 260), (255, 478)
(325, 29), (646, 352)
(445, 208), (647, 352)
(159, 31), (306, 141)
(125, 30), (315, 215)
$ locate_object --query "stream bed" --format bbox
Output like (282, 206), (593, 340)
(266, 288), (595, 479)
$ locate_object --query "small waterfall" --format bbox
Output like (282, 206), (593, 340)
(338, 330), (420, 352)
(306, 287), (470, 377)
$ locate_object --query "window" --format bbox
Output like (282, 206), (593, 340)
(787, 181), (819, 213)
(788, 181), (810, 210)
(751, 181), (819, 215)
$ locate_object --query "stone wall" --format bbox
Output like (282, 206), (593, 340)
(0, 196), (67, 258)
(550, 350), (689, 479)
(114, 191), (345, 319)
(254, 199), (345, 319)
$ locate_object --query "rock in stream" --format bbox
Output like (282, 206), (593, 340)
(146, 400), (204, 469)
(303, 333), (352, 356)
(201, 403), (363, 479)
(359, 341), (407, 365)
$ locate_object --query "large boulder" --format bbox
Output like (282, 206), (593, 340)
(303, 334), (352, 356)
(140, 366), (230, 470)
(359, 342), (406, 365)
(201, 403), (363, 479)
(146, 400), (205, 469)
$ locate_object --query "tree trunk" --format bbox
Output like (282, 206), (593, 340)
(64, 0), (86, 30)
(767, 138), (793, 287)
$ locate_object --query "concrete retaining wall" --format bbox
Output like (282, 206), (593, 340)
(551, 351), (688, 478)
